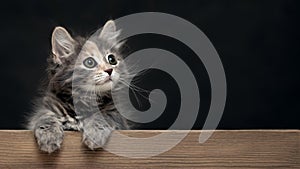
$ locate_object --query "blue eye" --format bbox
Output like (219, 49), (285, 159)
(83, 57), (97, 68)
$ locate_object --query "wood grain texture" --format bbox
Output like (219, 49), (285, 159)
(0, 130), (298, 168)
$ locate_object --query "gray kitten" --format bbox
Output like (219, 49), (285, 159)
(27, 20), (131, 153)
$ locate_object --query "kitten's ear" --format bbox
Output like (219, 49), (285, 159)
(51, 27), (76, 64)
(99, 20), (120, 41)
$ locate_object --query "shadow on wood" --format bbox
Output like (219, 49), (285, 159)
(0, 130), (299, 168)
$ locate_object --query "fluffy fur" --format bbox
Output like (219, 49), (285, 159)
(27, 20), (131, 153)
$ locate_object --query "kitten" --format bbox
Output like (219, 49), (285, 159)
(27, 20), (131, 153)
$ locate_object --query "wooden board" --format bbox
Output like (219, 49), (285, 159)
(0, 130), (299, 168)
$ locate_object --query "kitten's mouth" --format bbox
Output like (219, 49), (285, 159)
(95, 77), (112, 85)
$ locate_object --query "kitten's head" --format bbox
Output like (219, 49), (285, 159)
(51, 20), (125, 93)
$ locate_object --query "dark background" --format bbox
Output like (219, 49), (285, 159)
(0, 0), (299, 129)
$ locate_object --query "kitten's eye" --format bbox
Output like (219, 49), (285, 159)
(83, 57), (97, 68)
(106, 54), (118, 65)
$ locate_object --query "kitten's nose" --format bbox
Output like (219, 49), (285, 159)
(104, 68), (113, 76)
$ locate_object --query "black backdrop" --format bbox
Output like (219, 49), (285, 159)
(0, 0), (299, 129)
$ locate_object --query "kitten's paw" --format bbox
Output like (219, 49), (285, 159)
(82, 125), (113, 150)
(34, 123), (64, 153)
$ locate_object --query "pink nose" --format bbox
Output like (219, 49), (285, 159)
(104, 68), (113, 76)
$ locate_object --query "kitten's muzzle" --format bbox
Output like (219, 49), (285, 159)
(95, 76), (112, 85)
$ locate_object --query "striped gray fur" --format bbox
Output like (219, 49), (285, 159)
(27, 20), (132, 153)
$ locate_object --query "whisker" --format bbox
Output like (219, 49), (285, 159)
(117, 79), (153, 103)
(118, 78), (150, 93)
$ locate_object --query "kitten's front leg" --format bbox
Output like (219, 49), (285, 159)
(82, 113), (113, 150)
(32, 114), (64, 153)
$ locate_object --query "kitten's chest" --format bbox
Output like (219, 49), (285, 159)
(60, 96), (116, 131)
(59, 115), (82, 131)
